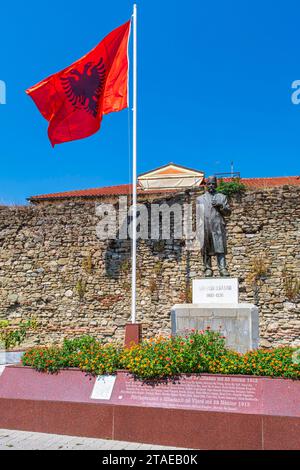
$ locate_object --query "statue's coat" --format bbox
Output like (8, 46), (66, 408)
(196, 191), (231, 255)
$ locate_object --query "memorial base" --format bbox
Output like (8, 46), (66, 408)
(171, 303), (259, 354)
(0, 366), (299, 450)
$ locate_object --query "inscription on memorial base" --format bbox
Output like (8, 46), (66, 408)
(114, 373), (262, 414)
(193, 278), (239, 304)
(107, 372), (299, 418)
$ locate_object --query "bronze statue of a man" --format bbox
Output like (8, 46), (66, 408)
(197, 176), (231, 277)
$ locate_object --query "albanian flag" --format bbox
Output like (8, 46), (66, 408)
(26, 21), (131, 146)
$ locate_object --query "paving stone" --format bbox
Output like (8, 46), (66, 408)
(0, 429), (186, 450)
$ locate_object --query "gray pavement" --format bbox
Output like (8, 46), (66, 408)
(0, 429), (185, 450)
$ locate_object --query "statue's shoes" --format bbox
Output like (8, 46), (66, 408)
(219, 269), (230, 277)
(204, 269), (213, 277)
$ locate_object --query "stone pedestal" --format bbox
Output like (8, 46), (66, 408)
(171, 278), (259, 354)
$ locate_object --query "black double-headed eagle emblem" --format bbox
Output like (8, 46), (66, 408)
(60, 58), (106, 118)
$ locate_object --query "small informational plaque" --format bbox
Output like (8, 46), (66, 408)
(90, 375), (116, 400)
(0, 351), (23, 365)
(193, 278), (238, 304)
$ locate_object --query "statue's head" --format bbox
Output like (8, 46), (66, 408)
(206, 176), (217, 194)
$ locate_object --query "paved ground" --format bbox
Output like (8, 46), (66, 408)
(0, 429), (184, 450)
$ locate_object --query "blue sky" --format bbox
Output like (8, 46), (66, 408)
(0, 0), (300, 204)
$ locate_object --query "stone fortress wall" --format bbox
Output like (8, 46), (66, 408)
(0, 185), (299, 348)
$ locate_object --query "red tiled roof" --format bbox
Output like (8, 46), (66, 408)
(223, 176), (300, 189)
(28, 184), (175, 201)
(29, 176), (300, 202)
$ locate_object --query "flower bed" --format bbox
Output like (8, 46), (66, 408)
(22, 330), (300, 380)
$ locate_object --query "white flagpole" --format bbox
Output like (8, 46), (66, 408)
(131, 3), (137, 324)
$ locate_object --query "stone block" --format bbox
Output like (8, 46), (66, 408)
(171, 303), (259, 353)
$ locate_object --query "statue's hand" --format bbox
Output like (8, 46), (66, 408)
(212, 200), (221, 208)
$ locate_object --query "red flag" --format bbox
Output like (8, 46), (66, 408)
(26, 21), (131, 146)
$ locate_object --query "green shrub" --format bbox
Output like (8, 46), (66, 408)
(216, 178), (246, 197)
(239, 347), (299, 379)
(22, 346), (70, 373)
(77, 342), (121, 375)
(120, 329), (227, 379)
(21, 332), (300, 380)
(22, 336), (121, 375)
(62, 335), (98, 354)
(0, 318), (38, 350)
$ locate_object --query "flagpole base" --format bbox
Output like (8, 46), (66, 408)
(125, 323), (142, 348)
